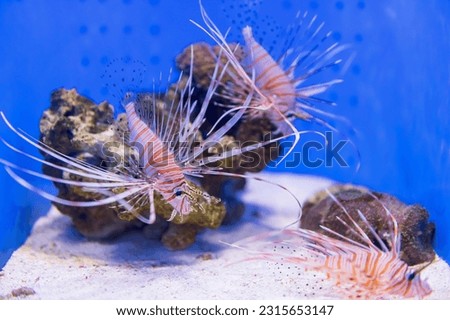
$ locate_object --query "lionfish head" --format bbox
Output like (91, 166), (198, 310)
(168, 183), (193, 216)
(401, 266), (433, 299)
(161, 181), (215, 221)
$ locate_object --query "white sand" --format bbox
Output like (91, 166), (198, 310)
(0, 173), (449, 299)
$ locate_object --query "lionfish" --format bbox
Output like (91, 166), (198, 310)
(192, 1), (344, 162)
(0, 47), (302, 224)
(231, 190), (432, 299)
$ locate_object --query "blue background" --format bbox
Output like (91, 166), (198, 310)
(0, 0), (449, 267)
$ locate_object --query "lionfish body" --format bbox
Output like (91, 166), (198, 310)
(275, 228), (431, 299)
(240, 26), (297, 135)
(235, 194), (432, 299)
(124, 101), (191, 220)
(193, 2), (343, 160)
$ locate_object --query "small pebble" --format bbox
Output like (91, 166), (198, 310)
(11, 287), (36, 297)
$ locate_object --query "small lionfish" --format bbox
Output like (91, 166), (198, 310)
(231, 190), (432, 299)
(0, 47), (302, 224)
(192, 1), (344, 162)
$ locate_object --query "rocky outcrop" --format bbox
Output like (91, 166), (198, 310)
(301, 185), (436, 265)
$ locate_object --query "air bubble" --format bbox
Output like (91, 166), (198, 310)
(351, 65), (361, 75)
(150, 55), (160, 65)
(335, 1), (344, 10)
(309, 1), (319, 9)
(354, 33), (363, 42)
(282, 0), (292, 9)
(149, 24), (160, 36)
(81, 57), (90, 67)
(349, 95), (359, 106)
(123, 25), (133, 34)
(333, 31), (342, 41)
(99, 25), (108, 34)
(79, 25), (88, 34)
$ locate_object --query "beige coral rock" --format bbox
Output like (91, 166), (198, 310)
(39, 89), (226, 248)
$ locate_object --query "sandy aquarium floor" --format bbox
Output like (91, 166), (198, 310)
(0, 173), (449, 299)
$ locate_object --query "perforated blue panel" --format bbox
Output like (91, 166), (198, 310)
(1, 0), (449, 266)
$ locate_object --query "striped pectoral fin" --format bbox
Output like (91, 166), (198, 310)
(296, 79), (343, 97)
(5, 165), (146, 208)
(146, 187), (156, 224)
(168, 206), (187, 222)
(0, 113), (126, 181)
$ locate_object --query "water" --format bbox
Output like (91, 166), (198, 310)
(0, 0), (449, 266)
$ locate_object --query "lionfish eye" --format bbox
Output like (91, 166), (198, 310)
(175, 189), (183, 197)
(407, 272), (416, 281)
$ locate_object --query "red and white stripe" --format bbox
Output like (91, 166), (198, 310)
(125, 102), (190, 215)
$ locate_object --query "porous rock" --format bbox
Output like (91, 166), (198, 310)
(301, 185), (436, 265)
(39, 89), (226, 249)
(40, 89), (141, 239)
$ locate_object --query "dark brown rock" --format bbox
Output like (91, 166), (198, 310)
(301, 185), (436, 266)
(161, 223), (201, 251)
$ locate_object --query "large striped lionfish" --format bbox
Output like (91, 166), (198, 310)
(192, 1), (344, 162)
(0, 47), (302, 224)
(231, 190), (432, 299)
